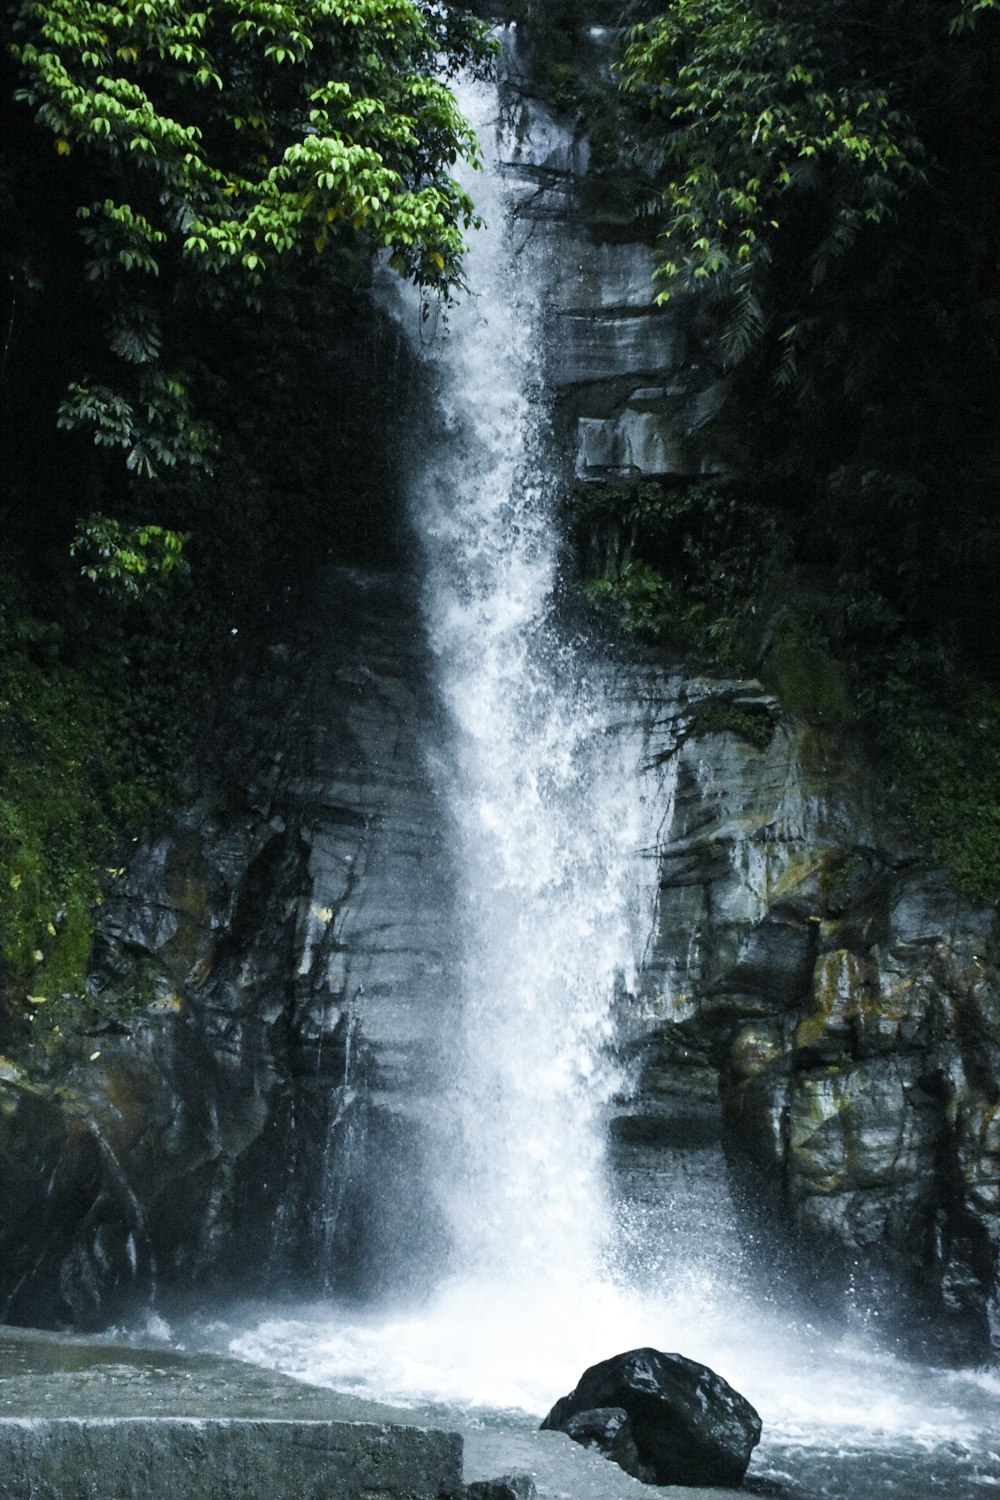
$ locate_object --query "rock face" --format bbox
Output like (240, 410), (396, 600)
(541, 1348), (761, 1487)
(496, 31), (729, 488)
(621, 670), (1000, 1360)
(0, 567), (458, 1326)
(489, 27), (1000, 1362)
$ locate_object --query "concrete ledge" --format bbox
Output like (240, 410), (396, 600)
(0, 1416), (463, 1500)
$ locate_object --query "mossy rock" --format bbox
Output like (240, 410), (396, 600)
(762, 628), (849, 726)
(689, 702), (775, 751)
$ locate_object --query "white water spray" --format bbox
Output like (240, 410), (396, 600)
(406, 80), (660, 1300)
(231, 70), (668, 1411)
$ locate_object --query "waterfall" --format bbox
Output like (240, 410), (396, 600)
(227, 68), (670, 1409)
(218, 64), (1000, 1499)
(403, 77), (660, 1299)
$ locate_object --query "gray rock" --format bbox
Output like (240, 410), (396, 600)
(549, 311), (682, 389)
(0, 568), (457, 1326)
(625, 665), (1000, 1358)
(0, 1327), (464, 1500)
(0, 1418), (463, 1500)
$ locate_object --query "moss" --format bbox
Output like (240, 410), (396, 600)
(825, 852), (861, 909)
(879, 674), (1000, 904)
(536, 58), (589, 113)
(689, 702), (775, 750)
(0, 555), (215, 1040)
(576, 473), (1000, 901)
(761, 624), (849, 726)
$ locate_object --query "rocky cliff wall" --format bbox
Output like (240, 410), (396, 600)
(0, 569), (455, 1326)
(495, 34), (999, 1360)
(627, 674), (999, 1362)
(499, 28), (728, 488)
(1, 25), (997, 1364)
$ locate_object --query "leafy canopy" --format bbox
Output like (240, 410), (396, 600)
(602, 0), (1000, 896)
(620, 0), (925, 366)
(11, 0), (485, 290)
(5, 0), (491, 473)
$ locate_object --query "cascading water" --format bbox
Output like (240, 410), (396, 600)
(204, 62), (1000, 1499)
(401, 90), (660, 1306)
(227, 70), (671, 1410)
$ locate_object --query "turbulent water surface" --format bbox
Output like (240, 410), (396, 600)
(186, 76), (1000, 1500)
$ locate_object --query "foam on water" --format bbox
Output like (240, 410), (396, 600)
(224, 1277), (1000, 1477)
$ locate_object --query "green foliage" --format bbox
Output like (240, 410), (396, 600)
(621, 0), (924, 340)
(10, 0), (487, 293)
(58, 374), (217, 476)
(580, 479), (785, 661)
(0, 0), (492, 1043)
(70, 513), (188, 597)
(689, 702), (775, 751)
(587, 560), (684, 640)
(598, 0), (1000, 898)
(4, 0), (491, 481)
(951, 0), (999, 30)
(878, 666), (1000, 901)
(612, 0), (1000, 512)
(0, 550), (212, 1020)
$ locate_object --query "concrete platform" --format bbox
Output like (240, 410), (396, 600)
(0, 1327), (748, 1500)
(0, 1416), (462, 1500)
(0, 1329), (462, 1500)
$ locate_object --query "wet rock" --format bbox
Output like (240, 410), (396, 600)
(560, 1406), (653, 1484)
(625, 667), (1000, 1359)
(466, 1472), (537, 1500)
(0, 1418), (462, 1500)
(0, 1327), (465, 1500)
(0, 568), (456, 1326)
(541, 1348), (762, 1487)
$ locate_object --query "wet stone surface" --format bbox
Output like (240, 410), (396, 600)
(0, 1328), (464, 1500)
(0, 1329), (747, 1500)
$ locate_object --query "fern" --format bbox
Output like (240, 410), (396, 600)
(721, 274), (765, 365)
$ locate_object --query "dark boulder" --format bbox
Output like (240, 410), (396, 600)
(466, 1474), (536, 1500)
(541, 1347), (761, 1487)
(561, 1406), (654, 1484)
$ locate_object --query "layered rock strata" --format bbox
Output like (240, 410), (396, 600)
(0, 568), (455, 1325)
(495, 27), (1000, 1360)
(623, 671), (999, 1359)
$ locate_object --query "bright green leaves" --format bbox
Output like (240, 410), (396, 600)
(621, 0), (925, 357)
(8, 0), (490, 470)
(69, 514), (189, 598)
(626, 2), (923, 307)
(11, 0), (486, 291)
(78, 198), (166, 279)
(617, 0), (999, 410)
(58, 373), (217, 476)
